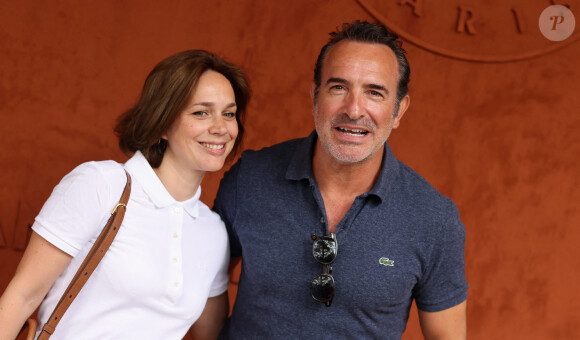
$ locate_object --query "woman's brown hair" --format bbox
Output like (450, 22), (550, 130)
(115, 50), (251, 167)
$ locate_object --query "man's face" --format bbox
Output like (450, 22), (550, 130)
(312, 40), (409, 165)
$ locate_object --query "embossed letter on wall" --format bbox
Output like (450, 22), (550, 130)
(356, 0), (579, 62)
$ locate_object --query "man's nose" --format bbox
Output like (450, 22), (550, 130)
(344, 92), (364, 120)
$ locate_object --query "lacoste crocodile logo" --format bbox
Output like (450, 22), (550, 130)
(379, 257), (394, 267)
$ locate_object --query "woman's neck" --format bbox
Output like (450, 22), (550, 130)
(154, 161), (204, 202)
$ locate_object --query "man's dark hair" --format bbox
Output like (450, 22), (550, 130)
(313, 20), (410, 114)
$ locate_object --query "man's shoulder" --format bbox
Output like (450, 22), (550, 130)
(243, 137), (304, 157)
(239, 137), (305, 168)
(393, 160), (458, 216)
(216, 137), (308, 211)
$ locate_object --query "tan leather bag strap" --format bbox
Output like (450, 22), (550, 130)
(37, 170), (131, 340)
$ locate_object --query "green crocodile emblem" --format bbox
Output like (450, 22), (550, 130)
(379, 257), (394, 266)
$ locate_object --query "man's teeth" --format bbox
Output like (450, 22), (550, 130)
(337, 127), (367, 136)
(202, 143), (224, 150)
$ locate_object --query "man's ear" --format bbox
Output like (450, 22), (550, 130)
(392, 95), (410, 129)
(310, 82), (316, 103)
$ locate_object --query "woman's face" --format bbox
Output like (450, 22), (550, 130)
(162, 70), (238, 174)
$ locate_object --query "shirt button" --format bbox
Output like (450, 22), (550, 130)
(173, 207), (181, 213)
(320, 216), (326, 224)
(172, 258), (178, 263)
(174, 282), (180, 287)
(172, 233), (179, 238)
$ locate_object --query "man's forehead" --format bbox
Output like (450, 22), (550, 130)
(321, 41), (399, 87)
(325, 40), (397, 63)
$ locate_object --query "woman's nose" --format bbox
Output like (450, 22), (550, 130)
(209, 115), (227, 135)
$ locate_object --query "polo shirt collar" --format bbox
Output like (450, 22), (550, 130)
(286, 131), (317, 184)
(368, 142), (399, 202)
(285, 130), (399, 202)
(124, 151), (200, 218)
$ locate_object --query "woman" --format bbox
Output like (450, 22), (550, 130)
(0, 50), (250, 339)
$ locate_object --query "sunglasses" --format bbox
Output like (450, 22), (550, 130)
(310, 233), (338, 307)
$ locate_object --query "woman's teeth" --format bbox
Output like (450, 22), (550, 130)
(202, 143), (224, 150)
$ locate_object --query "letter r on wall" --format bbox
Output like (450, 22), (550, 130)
(457, 6), (477, 35)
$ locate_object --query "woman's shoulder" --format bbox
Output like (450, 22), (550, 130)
(197, 202), (228, 232)
(63, 159), (128, 201)
(70, 159), (122, 180)
(72, 159), (124, 175)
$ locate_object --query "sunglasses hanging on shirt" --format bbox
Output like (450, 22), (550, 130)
(310, 233), (338, 307)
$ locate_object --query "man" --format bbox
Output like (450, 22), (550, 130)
(214, 20), (468, 339)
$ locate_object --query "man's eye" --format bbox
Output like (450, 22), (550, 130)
(329, 85), (346, 93)
(369, 90), (383, 98)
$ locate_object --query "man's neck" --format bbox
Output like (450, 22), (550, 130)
(312, 145), (383, 196)
(312, 144), (383, 232)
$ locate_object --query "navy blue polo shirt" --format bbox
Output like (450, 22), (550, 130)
(215, 131), (468, 339)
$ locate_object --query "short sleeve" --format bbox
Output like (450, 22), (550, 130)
(208, 222), (231, 297)
(32, 161), (121, 257)
(213, 160), (242, 258)
(414, 203), (469, 312)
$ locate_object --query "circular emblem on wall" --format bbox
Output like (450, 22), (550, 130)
(539, 5), (576, 41)
(356, 0), (579, 62)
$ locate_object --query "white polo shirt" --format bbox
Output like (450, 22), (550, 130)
(32, 151), (229, 339)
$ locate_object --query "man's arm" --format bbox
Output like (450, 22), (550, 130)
(188, 292), (229, 340)
(418, 300), (467, 340)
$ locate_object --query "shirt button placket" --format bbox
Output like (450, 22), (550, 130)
(168, 204), (184, 302)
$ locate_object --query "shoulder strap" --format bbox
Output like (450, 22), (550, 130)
(38, 170), (132, 340)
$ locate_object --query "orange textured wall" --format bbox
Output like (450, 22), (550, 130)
(1, 1), (579, 339)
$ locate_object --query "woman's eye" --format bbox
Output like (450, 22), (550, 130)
(223, 112), (236, 119)
(193, 111), (208, 117)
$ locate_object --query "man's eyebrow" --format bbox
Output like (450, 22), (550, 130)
(325, 77), (348, 85)
(326, 78), (389, 94)
(367, 83), (388, 94)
